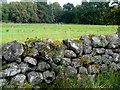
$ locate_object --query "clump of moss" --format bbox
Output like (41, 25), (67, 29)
(18, 83), (33, 88)
(0, 65), (10, 71)
(88, 34), (96, 40)
(93, 64), (100, 69)
(80, 74), (88, 78)
(73, 39), (84, 43)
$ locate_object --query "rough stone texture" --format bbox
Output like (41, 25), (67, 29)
(64, 50), (77, 58)
(65, 66), (77, 77)
(43, 71), (55, 84)
(88, 65), (99, 74)
(63, 39), (83, 54)
(107, 34), (118, 48)
(27, 71), (43, 85)
(24, 57), (37, 65)
(100, 64), (108, 73)
(0, 33), (120, 87)
(79, 66), (88, 74)
(2, 41), (24, 61)
(11, 74), (26, 85)
(37, 61), (50, 71)
(19, 62), (30, 73)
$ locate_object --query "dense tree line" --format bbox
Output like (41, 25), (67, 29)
(1, 1), (120, 25)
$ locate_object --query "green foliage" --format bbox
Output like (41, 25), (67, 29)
(18, 83), (33, 88)
(1, 2), (120, 25)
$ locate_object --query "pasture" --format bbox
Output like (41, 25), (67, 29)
(1, 23), (118, 44)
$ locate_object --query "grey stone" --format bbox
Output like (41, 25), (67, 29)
(71, 59), (81, 68)
(63, 39), (83, 54)
(102, 55), (112, 64)
(64, 50), (77, 58)
(100, 64), (108, 73)
(11, 74), (26, 85)
(88, 65), (99, 74)
(19, 62), (30, 73)
(92, 36), (102, 47)
(107, 34), (118, 48)
(92, 35), (108, 47)
(2, 41), (24, 61)
(93, 56), (102, 64)
(105, 49), (113, 55)
(0, 79), (7, 87)
(24, 57), (37, 65)
(65, 66), (77, 77)
(43, 71), (55, 84)
(83, 45), (92, 54)
(1, 68), (21, 77)
(80, 35), (89, 40)
(43, 39), (53, 43)
(94, 48), (105, 54)
(109, 62), (117, 71)
(37, 61), (50, 71)
(27, 71), (43, 85)
(53, 57), (61, 64)
(61, 58), (71, 66)
(79, 66), (88, 74)
(112, 53), (119, 63)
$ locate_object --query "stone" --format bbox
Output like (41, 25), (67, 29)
(2, 41), (24, 61)
(0, 68), (21, 77)
(107, 34), (118, 48)
(19, 62), (30, 73)
(64, 50), (77, 58)
(11, 74), (26, 85)
(24, 57), (37, 65)
(100, 64), (108, 73)
(79, 66), (88, 74)
(27, 71), (43, 85)
(94, 48), (105, 54)
(71, 59), (81, 68)
(65, 66), (77, 77)
(102, 55), (112, 64)
(88, 65), (99, 74)
(92, 36), (102, 47)
(105, 49), (113, 55)
(80, 35), (89, 40)
(43, 71), (55, 84)
(112, 53), (119, 63)
(53, 57), (61, 64)
(83, 45), (92, 54)
(92, 35), (108, 47)
(109, 62), (117, 71)
(61, 58), (71, 66)
(63, 39), (83, 54)
(93, 56), (102, 64)
(0, 79), (7, 87)
(37, 61), (50, 71)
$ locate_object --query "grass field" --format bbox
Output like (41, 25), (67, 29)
(1, 23), (118, 44)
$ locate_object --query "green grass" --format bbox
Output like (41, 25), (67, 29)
(1, 23), (118, 44)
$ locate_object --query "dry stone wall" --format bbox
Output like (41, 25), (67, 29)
(0, 33), (120, 88)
